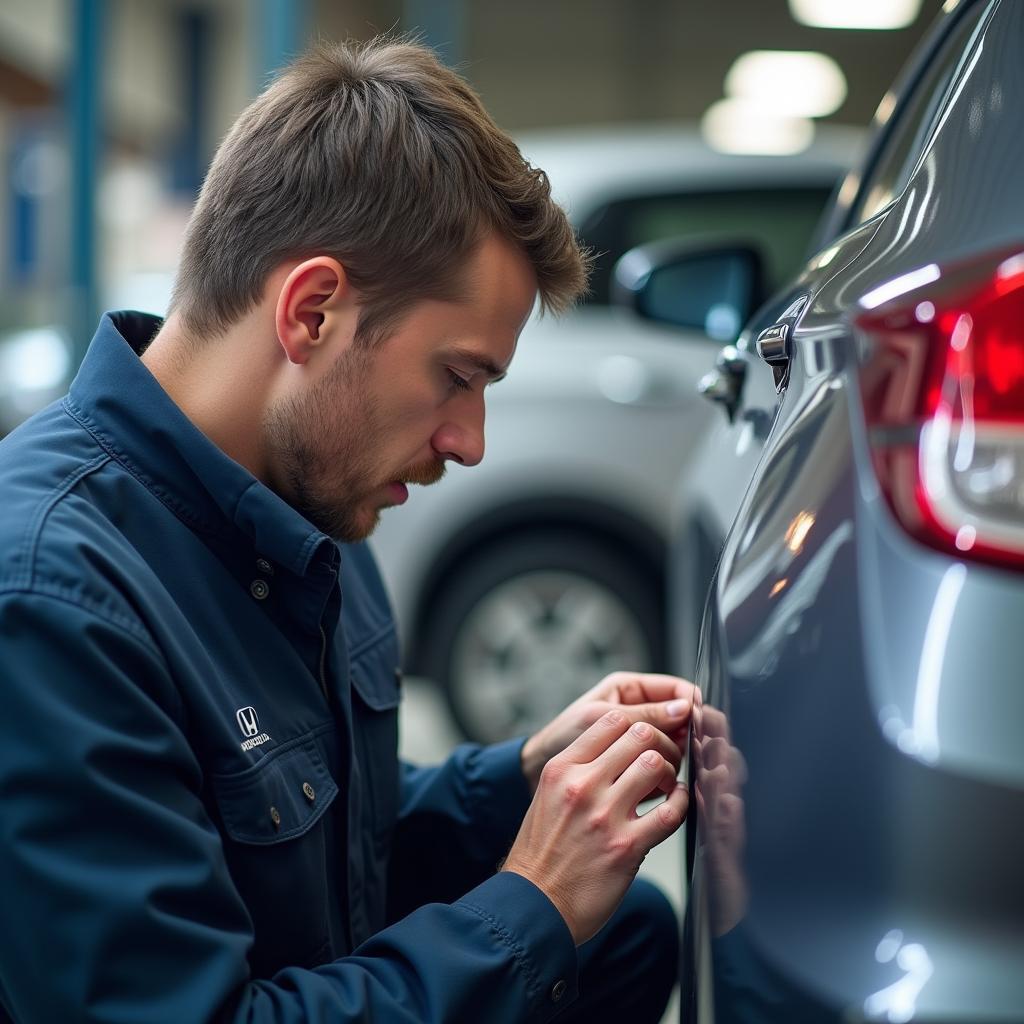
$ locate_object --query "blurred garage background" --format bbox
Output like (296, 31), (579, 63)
(0, 0), (935, 415)
(0, 2), (939, 1018)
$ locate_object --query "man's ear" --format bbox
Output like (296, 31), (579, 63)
(274, 257), (357, 365)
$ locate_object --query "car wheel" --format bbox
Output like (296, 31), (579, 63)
(419, 531), (664, 744)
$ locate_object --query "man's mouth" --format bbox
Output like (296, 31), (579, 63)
(386, 481), (409, 505)
(384, 459), (446, 506)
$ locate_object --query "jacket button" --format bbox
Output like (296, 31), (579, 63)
(255, 557), (274, 576)
(270, 806), (281, 829)
(250, 579), (270, 600)
(550, 980), (567, 1002)
(302, 782), (315, 802)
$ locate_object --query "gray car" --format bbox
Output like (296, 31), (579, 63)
(371, 124), (859, 744)
(628, 0), (1024, 1019)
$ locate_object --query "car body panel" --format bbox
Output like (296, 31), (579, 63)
(679, 0), (1024, 1019)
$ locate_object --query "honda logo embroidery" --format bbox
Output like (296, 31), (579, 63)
(236, 706), (259, 737)
(235, 707), (271, 752)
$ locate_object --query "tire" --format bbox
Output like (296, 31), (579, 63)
(419, 530), (664, 744)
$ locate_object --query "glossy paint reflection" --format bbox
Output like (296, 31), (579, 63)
(691, 689), (748, 940)
(864, 930), (934, 1023)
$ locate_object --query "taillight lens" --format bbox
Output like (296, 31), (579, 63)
(857, 249), (1024, 570)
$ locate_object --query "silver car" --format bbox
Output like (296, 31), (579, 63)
(625, 0), (1024, 1017)
(372, 124), (860, 743)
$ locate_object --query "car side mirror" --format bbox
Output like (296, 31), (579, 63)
(611, 239), (764, 344)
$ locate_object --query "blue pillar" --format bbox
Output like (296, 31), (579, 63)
(257, 0), (310, 90)
(67, 0), (104, 365)
(403, 0), (465, 67)
(171, 9), (209, 197)
(8, 120), (41, 284)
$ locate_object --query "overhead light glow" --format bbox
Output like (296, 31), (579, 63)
(874, 90), (897, 127)
(785, 510), (816, 554)
(859, 264), (941, 309)
(726, 50), (847, 118)
(812, 245), (841, 270)
(701, 98), (814, 156)
(789, 0), (922, 29)
(0, 328), (71, 391)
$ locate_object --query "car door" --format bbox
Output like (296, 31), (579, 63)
(679, 1), (1002, 1020)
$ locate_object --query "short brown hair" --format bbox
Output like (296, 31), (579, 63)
(171, 37), (588, 343)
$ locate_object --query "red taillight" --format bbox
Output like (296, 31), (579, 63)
(856, 249), (1024, 570)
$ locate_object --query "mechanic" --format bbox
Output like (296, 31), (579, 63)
(0, 38), (692, 1023)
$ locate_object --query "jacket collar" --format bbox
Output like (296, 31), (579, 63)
(65, 311), (337, 579)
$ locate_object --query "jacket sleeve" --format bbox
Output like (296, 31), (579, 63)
(0, 592), (576, 1023)
(388, 741), (534, 918)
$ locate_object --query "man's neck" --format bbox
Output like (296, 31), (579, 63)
(141, 311), (275, 482)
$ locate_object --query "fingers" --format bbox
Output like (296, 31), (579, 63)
(632, 782), (689, 850)
(612, 745), (679, 807)
(554, 709), (686, 802)
(560, 708), (634, 764)
(595, 671), (694, 707)
(560, 707), (684, 768)
(594, 719), (683, 780)
(620, 697), (692, 737)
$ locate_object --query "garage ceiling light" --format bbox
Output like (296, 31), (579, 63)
(701, 98), (814, 156)
(725, 50), (847, 118)
(789, 0), (923, 30)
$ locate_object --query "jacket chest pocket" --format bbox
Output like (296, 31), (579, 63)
(350, 637), (401, 847)
(211, 735), (339, 976)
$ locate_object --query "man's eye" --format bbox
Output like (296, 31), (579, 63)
(446, 369), (472, 392)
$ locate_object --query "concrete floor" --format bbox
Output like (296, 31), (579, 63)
(398, 676), (683, 1023)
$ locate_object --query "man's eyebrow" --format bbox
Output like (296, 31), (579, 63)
(448, 347), (508, 383)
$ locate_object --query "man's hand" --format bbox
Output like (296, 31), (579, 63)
(520, 672), (693, 794)
(503, 709), (689, 945)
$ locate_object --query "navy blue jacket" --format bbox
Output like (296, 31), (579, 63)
(0, 313), (577, 1022)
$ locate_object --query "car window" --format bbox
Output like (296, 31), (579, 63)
(847, 0), (992, 226)
(578, 187), (834, 306)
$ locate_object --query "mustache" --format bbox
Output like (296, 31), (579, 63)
(399, 458), (447, 487)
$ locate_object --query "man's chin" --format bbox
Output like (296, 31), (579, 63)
(299, 501), (380, 545)
(345, 507), (382, 543)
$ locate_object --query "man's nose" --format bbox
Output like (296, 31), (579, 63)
(431, 404), (485, 467)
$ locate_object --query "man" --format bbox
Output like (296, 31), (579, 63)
(0, 38), (691, 1022)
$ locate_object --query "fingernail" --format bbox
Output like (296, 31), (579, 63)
(631, 721), (651, 738)
(667, 700), (689, 718)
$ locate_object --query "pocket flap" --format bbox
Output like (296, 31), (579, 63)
(350, 633), (402, 712)
(212, 738), (338, 845)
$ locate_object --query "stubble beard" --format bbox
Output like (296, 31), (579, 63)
(264, 348), (447, 543)
(265, 347), (381, 542)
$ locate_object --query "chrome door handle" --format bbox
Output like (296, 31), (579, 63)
(755, 322), (790, 365)
(698, 345), (748, 422)
(755, 321), (793, 392)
